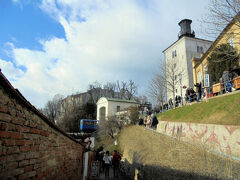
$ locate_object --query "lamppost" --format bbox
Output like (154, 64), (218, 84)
(178, 73), (183, 106)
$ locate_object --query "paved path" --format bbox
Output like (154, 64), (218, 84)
(99, 166), (131, 180)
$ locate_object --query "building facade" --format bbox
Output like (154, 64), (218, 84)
(192, 17), (240, 87)
(96, 97), (139, 121)
(163, 19), (212, 100)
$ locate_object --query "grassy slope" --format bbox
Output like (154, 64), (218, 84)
(157, 91), (240, 125)
(119, 126), (240, 179)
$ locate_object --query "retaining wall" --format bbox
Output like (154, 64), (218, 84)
(157, 121), (240, 158)
(0, 71), (85, 180)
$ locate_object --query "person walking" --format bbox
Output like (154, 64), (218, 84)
(194, 82), (202, 102)
(112, 150), (121, 177)
(103, 151), (111, 178)
(146, 111), (152, 128)
(226, 78), (233, 93)
(150, 113), (159, 130)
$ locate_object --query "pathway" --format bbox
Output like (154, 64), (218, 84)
(99, 166), (131, 180)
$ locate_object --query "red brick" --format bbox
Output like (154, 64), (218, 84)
(11, 168), (24, 176)
(20, 146), (31, 152)
(23, 133), (31, 140)
(20, 126), (30, 133)
(10, 132), (23, 139)
(19, 159), (30, 167)
(40, 131), (49, 137)
(29, 122), (37, 128)
(24, 165), (33, 172)
(37, 172), (43, 178)
(25, 152), (39, 159)
(12, 154), (25, 161)
(15, 140), (25, 146)
(0, 155), (8, 161)
(9, 109), (17, 116)
(0, 131), (11, 138)
(16, 104), (22, 111)
(0, 123), (7, 130)
(30, 128), (40, 134)
(18, 171), (36, 180)
(7, 124), (17, 131)
(12, 118), (24, 125)
(0, 112), (11, 122)
(33, 163), (42, 170)
(29, 159), (37, 164)
(31, 145), (39, 151)
(2, 139), (15, 146)
(7, 162), (18, 169)
(0, 106), (9, 113)
(7, 146), (19, 154)
(24, 140), (33, 146)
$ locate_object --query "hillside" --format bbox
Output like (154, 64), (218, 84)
(157, 91), (240, 125)
(119, 126), (240, 179)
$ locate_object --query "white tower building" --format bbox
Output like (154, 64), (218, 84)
(163, 19), (212, 101)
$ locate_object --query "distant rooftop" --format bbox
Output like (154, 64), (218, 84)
(105, 98), (139, 104)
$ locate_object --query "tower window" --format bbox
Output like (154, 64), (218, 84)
(197, 46), (203, 53)
(172, 50), (177, 58)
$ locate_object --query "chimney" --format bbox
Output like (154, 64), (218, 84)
(178, 19), (195, 39)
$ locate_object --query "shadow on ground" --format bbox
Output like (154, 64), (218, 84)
(120, 152), (231, 180)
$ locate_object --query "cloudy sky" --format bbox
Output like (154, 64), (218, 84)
(0, 0), (212, 108)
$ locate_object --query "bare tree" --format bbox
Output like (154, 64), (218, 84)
(149, 60), (183, 108)
(88, 80), (137, 103)
(165, 60), (184, 107)
(87, 81), (105, 104)
(116, 80), (127, 99)
(148, 71), (166, 112)
(57, 102), (96, 132)
(98, 106), (139, 139)
(103, 82), (116, 98)
(125, 80), (137, 100)
(41, 94), (64, 123)
(98, 116), (126, 139)
(202, 0), (240, 38)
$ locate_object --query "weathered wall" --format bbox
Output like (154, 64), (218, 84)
(157, 121), (240, 158)
(119, 126), (240, 180)
(0, 71), (85, 180)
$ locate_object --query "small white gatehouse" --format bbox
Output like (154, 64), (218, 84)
(96, 97), (139, 121)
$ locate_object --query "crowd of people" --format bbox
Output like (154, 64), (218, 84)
(138, 110), (159, 129)
(95, 147), (122, 178)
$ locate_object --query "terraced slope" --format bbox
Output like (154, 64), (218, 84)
(157, 91), (240, 125)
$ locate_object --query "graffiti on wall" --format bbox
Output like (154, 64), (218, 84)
(157, 121), (240, 158)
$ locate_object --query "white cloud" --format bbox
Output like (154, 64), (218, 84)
(1, 0), (211, 108)
(0, 59), (24, 80)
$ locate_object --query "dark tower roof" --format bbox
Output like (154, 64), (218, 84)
(178, 19), (195, 39)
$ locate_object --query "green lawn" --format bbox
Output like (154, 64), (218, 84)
(157, 91), (240, 126)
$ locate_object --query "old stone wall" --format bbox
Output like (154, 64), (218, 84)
(119, 126), (240, 180)
(0, 71), (85, 180)
(157, 121), (240, 159)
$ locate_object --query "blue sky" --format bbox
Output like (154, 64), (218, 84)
(0, 0), (213, 108)
(0, 0), (64, 60)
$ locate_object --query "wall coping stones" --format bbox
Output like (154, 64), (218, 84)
(0, 70), (85, 146)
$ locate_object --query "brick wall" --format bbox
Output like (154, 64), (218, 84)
(0, 71), (85, 180)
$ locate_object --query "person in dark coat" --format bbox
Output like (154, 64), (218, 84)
(112, 150), (121, 177)
(194, 82), (202, 102)
(138, 118), (144, 126)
